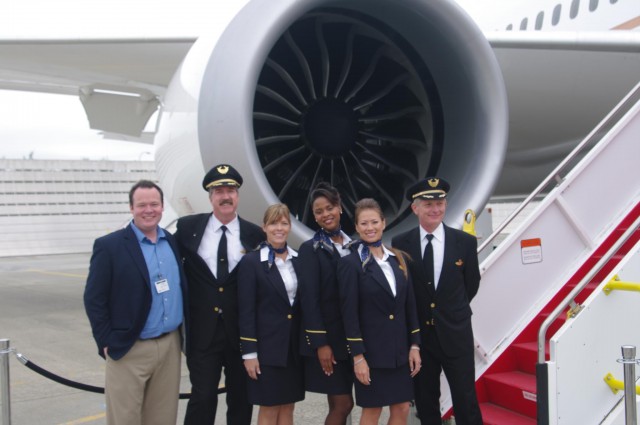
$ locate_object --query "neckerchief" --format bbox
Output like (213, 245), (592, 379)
(259, 241), (288, 269)
(312, 227), (342, 252)
(346, 239), (382, 270)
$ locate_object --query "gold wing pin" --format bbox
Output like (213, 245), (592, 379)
(455, 259), (464, 266)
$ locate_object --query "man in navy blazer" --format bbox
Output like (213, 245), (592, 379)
(176, 164), (265, 425)
(391, 177), (482, 425)
(84, 180), (188, 425)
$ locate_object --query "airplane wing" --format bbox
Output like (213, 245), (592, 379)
(0, 37), (195, 136)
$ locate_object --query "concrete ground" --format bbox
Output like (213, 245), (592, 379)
(0, 253), (422, 424)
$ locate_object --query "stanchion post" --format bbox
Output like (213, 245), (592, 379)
(0, 338), (11, 425)
(621, 345), (637, 425)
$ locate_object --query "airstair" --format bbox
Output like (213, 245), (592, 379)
(442, 83), (640, 424)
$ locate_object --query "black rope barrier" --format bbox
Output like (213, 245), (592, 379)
(16, 352), (227, 399)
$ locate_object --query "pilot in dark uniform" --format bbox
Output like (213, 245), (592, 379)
(391, 177), (482, 425)
(176, 164), (264, 425)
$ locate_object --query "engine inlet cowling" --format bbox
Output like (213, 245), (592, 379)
(156, 0), (508, 247)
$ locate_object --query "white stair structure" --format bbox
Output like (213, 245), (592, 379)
(439, 82), (640, 423)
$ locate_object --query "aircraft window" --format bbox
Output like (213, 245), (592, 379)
(589, 0), (598, 11)
(610, 0), (618, 4)
(536, 11), (545, 29)
(506, 24), (513, 30)
(552, 4), (562, 25)
(520, 17), (528, 30)
(570, 0), (580, 19)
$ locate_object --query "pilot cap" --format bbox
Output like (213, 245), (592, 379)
(406, 177), (450, 201)
(202, 164), (243, 191)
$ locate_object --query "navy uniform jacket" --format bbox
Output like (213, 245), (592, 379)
(84, 224), (188, 360)
(337, 251), (421, 368)
(237, 250), (301, 367)
(297, 239), (349, 360)
(391, 224), (480, 357)
(175, 213), (264, 352)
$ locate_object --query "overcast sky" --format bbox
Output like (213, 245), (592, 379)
(0, 0), (517, 161)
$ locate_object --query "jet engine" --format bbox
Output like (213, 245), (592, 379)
(154, 0), (508, 246)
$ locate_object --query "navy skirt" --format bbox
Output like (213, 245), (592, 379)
(354, 364), (414, 408)
(304, 356), (353, 395)
(246, 357), (304, 406)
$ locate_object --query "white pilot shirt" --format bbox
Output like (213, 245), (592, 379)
(198, 214), (243, 279)
(420, 222), (444, 288)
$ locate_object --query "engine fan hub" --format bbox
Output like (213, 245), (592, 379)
(302, 98), (359, 158)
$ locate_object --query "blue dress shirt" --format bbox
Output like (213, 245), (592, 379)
(130, 221), (183, 339)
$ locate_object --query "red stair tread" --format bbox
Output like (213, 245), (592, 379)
(485, 371), (536, 392)
(512, 341), (545, 352)
(483, 371), (537, 418)
(512, 341), (544, 374)
(480, 402), (536, 425)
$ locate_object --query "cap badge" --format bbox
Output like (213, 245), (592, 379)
(217, 165), (229, 174)
(428, 178), (439, 188)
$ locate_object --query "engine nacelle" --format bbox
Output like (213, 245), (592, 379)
(155, 0), (508, 246)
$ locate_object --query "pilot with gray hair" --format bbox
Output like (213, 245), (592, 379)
(391, 177), (482, 425)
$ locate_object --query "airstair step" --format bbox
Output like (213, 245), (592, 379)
(483, 371), (537, 418)
(512, 341), (546, 375)
(480, 401), (536, 425)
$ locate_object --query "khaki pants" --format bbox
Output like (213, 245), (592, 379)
(105, 330), (181, 425)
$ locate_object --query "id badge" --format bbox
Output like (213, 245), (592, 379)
(154, 278), (170, 294)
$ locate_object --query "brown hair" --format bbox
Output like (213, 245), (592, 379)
(354, 198), (409, 279)
(129, 180), (163, 206)
(263, 203), (291, 226)
(354, 198), (383, 223)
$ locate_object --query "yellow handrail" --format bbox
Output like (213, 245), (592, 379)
(602, 275), (640, 295)
(603, 373), (640, 395)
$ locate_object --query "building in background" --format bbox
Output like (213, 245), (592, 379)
(0, 159), (161, 257)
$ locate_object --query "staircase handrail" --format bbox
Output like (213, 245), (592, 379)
(478, 81), (640, 255)
(537, 213), (640, 364)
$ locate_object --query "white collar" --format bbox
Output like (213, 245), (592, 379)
(420, 222), (444, 242)
(210, 214), (239, 233)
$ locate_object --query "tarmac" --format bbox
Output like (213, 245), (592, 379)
(0, 253), (405, 425)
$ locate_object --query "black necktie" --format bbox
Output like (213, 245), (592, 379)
(423, 234), (434, 287)
(217, 225), (228, 282)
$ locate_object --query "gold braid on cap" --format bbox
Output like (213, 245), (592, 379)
(412, 189), (446, 199)
(205, 179), (240, 189)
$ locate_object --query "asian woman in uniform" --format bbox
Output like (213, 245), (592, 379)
(338, 198), (421, 425)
